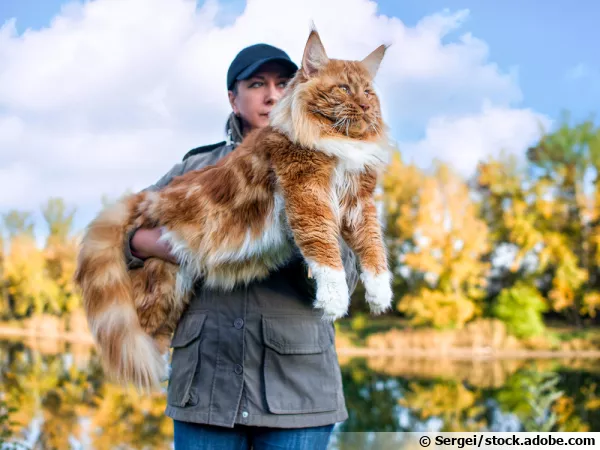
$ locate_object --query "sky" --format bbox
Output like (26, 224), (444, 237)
(0, 0), (597, 241)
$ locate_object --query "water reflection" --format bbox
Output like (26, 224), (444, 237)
(0, 338), (598, 449)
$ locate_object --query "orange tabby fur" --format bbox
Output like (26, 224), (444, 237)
(74, 28), (394, 392)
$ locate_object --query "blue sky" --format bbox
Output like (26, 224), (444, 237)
(376, 0), (599, 124)
(2, 0), (597, 124)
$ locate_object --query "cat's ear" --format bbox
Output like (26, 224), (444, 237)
(302, 27), (329, 78)
(361, 44), (389, 79)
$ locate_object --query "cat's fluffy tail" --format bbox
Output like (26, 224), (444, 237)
(74, 193), (167, 392)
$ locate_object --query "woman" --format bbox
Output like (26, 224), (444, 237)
(125, 43), (359, 449)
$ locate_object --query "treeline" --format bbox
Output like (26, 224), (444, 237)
(1, 116), (600, 338)
(379, 114), (600, 336)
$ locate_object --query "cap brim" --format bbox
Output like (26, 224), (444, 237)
(236, 57), (298, 82)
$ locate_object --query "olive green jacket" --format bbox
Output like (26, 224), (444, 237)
(124, 121), (358, 428)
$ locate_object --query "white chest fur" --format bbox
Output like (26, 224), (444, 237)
(313, 137), (386, 229)
(314, 137), (388, 171)
(327, 163), (360, 229)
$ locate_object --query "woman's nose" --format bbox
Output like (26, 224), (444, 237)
(265, 84), (279, 104)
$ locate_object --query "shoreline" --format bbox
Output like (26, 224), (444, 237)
(0, 326), (95, 344)
(335, 347), (600, 359)
(2, 327), (600, 359)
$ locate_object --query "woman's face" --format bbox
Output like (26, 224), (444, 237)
(228, 61), (291, 133)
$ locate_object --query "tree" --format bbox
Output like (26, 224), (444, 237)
(525, 116), (600, 323)
(2, 211), (34, 239)
(476, 117), (600, 325)
(42, 198), (75, 244)
(383, 156), (491, 328)
(0, 231), (8, 319)
(492, 282), (548, 338)
(41, 198), (81, 315)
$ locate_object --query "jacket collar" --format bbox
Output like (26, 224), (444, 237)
(226, 113), (244, 147)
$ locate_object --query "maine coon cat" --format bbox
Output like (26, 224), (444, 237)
(74, 28), (394, 392)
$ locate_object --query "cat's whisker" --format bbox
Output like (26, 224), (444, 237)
(370, 124), (382, 139)
(331, 117), (345, 133)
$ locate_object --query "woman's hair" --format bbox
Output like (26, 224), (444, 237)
(225, 80), (244, 145)
(225, 111), (244, 146)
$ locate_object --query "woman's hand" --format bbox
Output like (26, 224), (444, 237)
(131, 228), (179, 264)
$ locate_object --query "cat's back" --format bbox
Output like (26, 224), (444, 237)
(240, 125), (297, 161)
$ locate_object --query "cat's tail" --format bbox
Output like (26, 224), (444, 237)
(74, 193), (167, 392)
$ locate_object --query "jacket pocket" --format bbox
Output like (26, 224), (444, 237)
(262, 314), (339, 414)
(167, 310), (207, 408)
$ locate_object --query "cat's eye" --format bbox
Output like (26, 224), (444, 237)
(338, 84), (351, 94)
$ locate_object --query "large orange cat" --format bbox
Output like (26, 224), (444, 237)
(75, 28), (394, 392)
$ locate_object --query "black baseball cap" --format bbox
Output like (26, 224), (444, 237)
(227, 43), (298, 91)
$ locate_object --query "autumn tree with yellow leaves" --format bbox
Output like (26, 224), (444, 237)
(476, 116), (600, 327)
(0, 199), (80, 319)
(382, 153), (491, 328)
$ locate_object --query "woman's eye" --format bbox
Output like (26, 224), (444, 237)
(249, 82), (263, 88)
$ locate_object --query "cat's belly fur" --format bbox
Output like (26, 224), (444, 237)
(170, 192), (296, 290)
(165, 166), (360, 291)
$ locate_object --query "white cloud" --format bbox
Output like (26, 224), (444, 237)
(0, 0), (548, 235)
(400, 102), (551, 177)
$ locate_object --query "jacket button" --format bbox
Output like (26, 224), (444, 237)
(234, 364), (243, 375)
(234, 318), (244, 329)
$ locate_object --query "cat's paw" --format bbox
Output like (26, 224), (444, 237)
(312, 266), (350, 322)
(361, 270), (393, 315)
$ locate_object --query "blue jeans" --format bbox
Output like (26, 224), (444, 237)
(173, 420), (335, 450)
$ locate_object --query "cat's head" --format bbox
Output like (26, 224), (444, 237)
(270, 27), (389, 148)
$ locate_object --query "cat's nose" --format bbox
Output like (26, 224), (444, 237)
(360, 103), (370, 111)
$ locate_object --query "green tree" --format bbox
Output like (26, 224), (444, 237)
(492, 282), (548, 338)
(526, 116), (600, 323)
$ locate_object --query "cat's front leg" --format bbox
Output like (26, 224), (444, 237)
(309, 260), (350, 322)
(282, 188), (350, 321)
(342, 197), (393, 315)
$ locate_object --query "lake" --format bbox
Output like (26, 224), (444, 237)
(0, 338), (599, 449)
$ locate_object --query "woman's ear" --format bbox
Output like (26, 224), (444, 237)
(228, 89), (240, 116)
